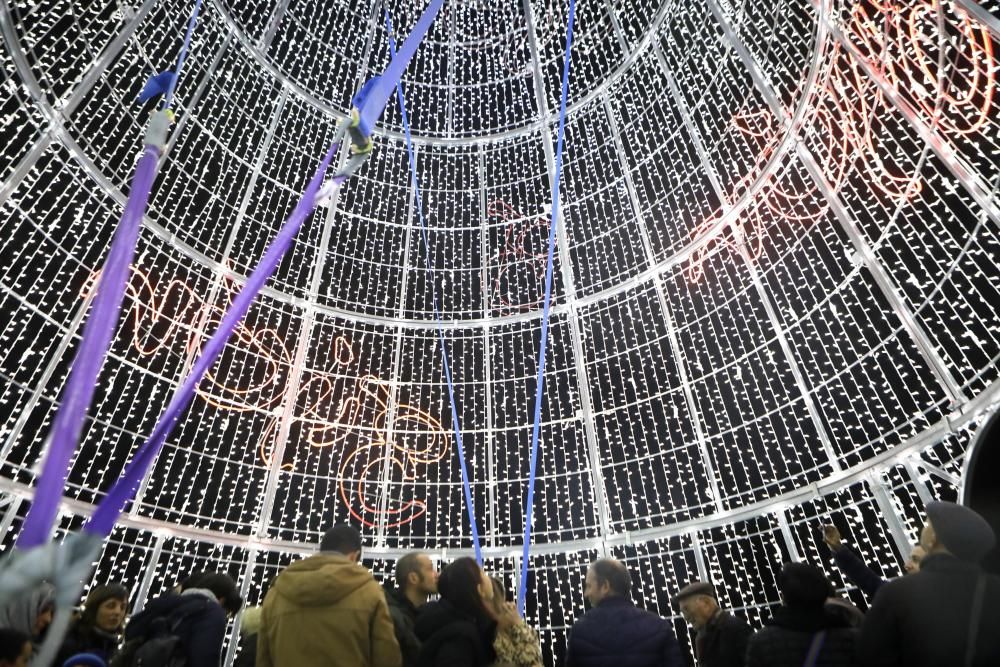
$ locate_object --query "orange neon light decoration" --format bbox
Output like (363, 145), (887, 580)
(84, 266), (449, 529)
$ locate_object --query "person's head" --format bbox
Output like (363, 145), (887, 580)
(0, 582), (55, 639)
(437, 557), (492, 620)
(0, 628), (31, 667)
(175, 571), (205, 593)
(584, 559), (631, 608)
(778, 562), (833, 609)
(920, 501), (996, 563)
(319, 524), (363, 562)
(395, 552), (438, 599)
(80, 583), (129, 634)
(488, 578), (509, 617)
(904, 545), (926, 574)
(194, 572), (243, 616)
(674, 581), (719, 630)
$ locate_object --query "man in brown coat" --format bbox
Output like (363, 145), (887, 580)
(257, 525), (401, 667)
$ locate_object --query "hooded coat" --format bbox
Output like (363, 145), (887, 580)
(0, 582), (55, 638)
(745, 606), (857, 667)
(857, 552), (1000, 666)
(256, 553), (401, 667)
(564, 596), (684, 667)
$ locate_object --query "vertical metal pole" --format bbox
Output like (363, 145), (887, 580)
(522, 0), (611, 541)
(901, 459), (936, 508)
(223, 547), (259, 667)
(690, 530), (709, 582)
(0, 496), (23, 547)
(774, 509), (802, 561)
(601, 92), (725, 513)
(131, 532), (165, 615)
(479, 146), (498, 546)
(868, 472), (918, 560)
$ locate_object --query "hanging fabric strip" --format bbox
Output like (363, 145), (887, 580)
(355, 0), (446, 138)
(385, 8), (483, 563)
(16, 0), (205, 549)
(84, 140), (339, 536)
(517, 0), (577, 616)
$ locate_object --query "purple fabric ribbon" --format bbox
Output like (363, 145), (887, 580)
(84, 141), (338, 536)
(17, 147), (161, 548)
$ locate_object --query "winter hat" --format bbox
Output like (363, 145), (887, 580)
(61, 653), (107, 667)
(240, 606), (262, 636)
(673, 581), (716, 605)
(778, 562), (833, 609)
(926, 501), (996, 563)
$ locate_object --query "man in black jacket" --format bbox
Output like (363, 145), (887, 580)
(566, 558), (683, 667)
(674, 581), (751, 667)
(859, 501), (1000, 666)
(385, 552), (438, 667)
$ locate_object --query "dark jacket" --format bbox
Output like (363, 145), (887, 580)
(234, 634), (257, 667)
(57, 621), (121, 664)
(121, 591), (227, 667)
(858, 553), (1000, 666)
(695, 609), (752, 667)
(746, 606), (857, 667)
(384, 585), (422, 667)
(833, 548), (885, 598)
(565, 596), (683, 667)
(414, 599), (497, 667)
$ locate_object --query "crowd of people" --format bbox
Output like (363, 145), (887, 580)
(0, 500), (997, 666)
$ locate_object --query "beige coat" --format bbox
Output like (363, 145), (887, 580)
(257, 553), (401, 667)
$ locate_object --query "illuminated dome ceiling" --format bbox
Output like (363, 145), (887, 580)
(1, 0), (999, 663)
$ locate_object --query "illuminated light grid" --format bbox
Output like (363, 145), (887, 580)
(2, 0), (1000, 665)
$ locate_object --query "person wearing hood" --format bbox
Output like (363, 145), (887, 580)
(384, 552), (438, 667)
(116, 571), (241, 667)
(414, 557), (512, 667)
(56, 583), (129, 664)
(0, 582), (55, 653)
(858, 501), (1000, 666)
(745, 562), (857, 667)
(256, 524), (401, 667)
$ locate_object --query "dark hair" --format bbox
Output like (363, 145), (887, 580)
(195, 572), (244, 615)
(395, 552), (425, 589)
(0, 628), (29, 662)
(590, 559), (632, 598)
(177, 571), (205, 591)
(80, 583), (129, 629)
(320, 524), (362, 555)
(438, 557), (490, 621)
(779, 562), (834, 608)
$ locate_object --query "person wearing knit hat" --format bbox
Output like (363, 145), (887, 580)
(56, 583), (129, 666)
(673, 581), (751, 667)
(745, 563), (857, 667)
(859, 501), (1000, 666)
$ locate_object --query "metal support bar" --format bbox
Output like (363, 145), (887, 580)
(55, 0), (160, 116)
(690, 530), (709, 582)
(602, 0), (631, 53)
(793, 145), (970, 405)
(223, 547), (258, 667)
(259, 0), (293, 51)
(901, 459), (937, 508)
(479, 146), (498, 546)
(774, 510), (802, 561)
(523, 0), (611, 542)
(254, 140), (352, 538)
(133, 87), (292, 519)
(445, 3), (457, 137)
(0, 133), (54, 210)
(815, 1), (1000, 227)
(131, 532), (165, 615)
(867, 472), (918, 559)
(600, 93), (725, 513)
(954, 0), (1000, 39)
(705, 0), (970, 405)
(0, 496), (23, 546)
(375, 158), (418, 548)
